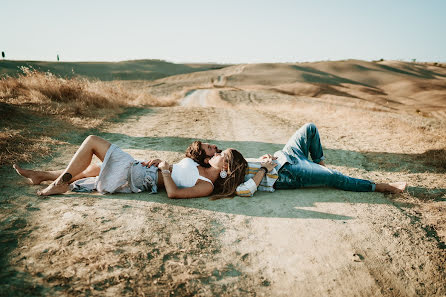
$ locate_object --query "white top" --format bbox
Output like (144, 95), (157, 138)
(171, 158), (214, 188)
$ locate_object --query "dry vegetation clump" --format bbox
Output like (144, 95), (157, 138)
(0, 128), (64, 165)
(420, 148), (446, 171)
(0, 67), (174, 118)
(0, 99), (71, 165)
(0, 68), (175, 165)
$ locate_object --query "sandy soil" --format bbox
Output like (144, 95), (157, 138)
(1, 60), (446, 296)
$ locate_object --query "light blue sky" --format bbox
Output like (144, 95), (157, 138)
(2, 0), (445, 63)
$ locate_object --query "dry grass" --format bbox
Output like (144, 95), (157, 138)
(0, 128), (64, 165)
(421, 148), (446, 171)
(0, 67), (174, 118)
(0, 68), (175, 166)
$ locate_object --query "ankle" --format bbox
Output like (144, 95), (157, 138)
(56, 172), (73, 184)
(374, 183), (387, 192)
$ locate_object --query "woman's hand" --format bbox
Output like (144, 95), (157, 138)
(158, 161), (170, 171)
(141, 159), (162, 167)
(260, 154), (278, 172)
(260, 160), (277, 172)
(260, 154), (277, 161)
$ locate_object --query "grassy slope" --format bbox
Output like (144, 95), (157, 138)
(0, 68), (174, 166)
(0, 59), (230, 81)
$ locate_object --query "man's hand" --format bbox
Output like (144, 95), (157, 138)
(141, 159), (162, 168)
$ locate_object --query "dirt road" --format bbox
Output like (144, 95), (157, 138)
(1, 93), (445, 296)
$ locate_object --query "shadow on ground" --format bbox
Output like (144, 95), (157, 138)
(51, 187), (420, 221)
(0, 189), (49, 296)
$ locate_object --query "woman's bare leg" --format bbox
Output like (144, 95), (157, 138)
(14, 164), (101, 185)
(72, 164), (101, 181)
(375, 182), (407, 194)
(37, 135), (110, 196)
(14, 165), (62, 185)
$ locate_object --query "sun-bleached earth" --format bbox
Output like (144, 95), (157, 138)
(1, 59), (445, 296)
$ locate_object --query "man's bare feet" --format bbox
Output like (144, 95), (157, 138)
(318, 160), (326, 167)
(13, 164), (44, 185)
(375, 182), (407, 194)
(37, 173), (72, 196)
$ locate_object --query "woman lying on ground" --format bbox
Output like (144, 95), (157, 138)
(13, 135), (247, 199)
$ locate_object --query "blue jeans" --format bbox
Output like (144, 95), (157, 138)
(274, 123), (375, 192)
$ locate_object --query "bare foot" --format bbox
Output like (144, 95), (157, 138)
(318, 161), (326, 167)
(37, 180), (69, 196)
(375, 182), (407, 194)
(13, 164), (44, 185)
(37, 173), (72, 196)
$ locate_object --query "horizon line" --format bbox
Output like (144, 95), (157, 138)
(1, 58), (445, 64)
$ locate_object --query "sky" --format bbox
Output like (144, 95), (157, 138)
(1, 0), (446, 63)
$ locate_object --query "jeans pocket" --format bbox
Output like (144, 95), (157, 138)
(276, 167), (302, 189)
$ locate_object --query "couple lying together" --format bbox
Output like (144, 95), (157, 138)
(14, 123), (407, 198)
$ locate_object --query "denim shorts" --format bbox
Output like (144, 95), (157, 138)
(129, 161), (159, 194)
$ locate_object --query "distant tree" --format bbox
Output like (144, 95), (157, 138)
(412, 58), (416, 63)
(1, 51), (4, 59)
(57, 54), (59, 61)
(372, 58), (384, 63)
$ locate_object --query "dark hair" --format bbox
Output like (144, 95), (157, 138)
(211, 149), (247, 200)
(185, 141), (210, 168)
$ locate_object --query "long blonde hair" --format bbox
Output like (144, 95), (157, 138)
(211, 149), (247, 200)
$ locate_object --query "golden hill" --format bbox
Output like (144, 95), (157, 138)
(146, 59), (446, 119)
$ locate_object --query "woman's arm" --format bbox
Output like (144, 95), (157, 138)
(252, 168), (267, 187)
(236, 159), (277, 197)
(141, 159), (162, 167)
(236, 179), (258, 197)
(164, 177), (213, 199)
(159, 161), (213, 199)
